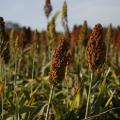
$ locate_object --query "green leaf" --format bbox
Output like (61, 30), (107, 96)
(70, 89), (80, 111)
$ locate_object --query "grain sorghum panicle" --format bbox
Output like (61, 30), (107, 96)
(0, 17), (10, 64)
(49, 38), (70, 86)
(113, 26), (120, 53)
(86, 23), (106, 72)
(44, 0), (52, 18)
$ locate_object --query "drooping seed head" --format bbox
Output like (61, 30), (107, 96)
(86, 23), (106, 73)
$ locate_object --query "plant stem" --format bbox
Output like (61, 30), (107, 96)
(85, 71), (93, 119)
(31, 53), (35, 93)
(1, 94), (3, 120)
(0, 61), (3, 120)
(13, 50), (17, 120)
(45, 85), (54, 120)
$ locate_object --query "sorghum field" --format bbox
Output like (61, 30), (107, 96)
(0, 0), (120, 120)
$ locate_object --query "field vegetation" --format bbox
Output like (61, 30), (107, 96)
(0, 0), (120, 120)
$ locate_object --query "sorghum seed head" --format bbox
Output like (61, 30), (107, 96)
(44, 0), (52, 18)
(113, 26), (120, 53)
(18, 27), (32, 49)
(0, 17), (10, 64)
(49, 38), (70, 86)
(47, 12), (59, 41)
(79, 20), (88, 47)
(86, 23), (106, 73)
(62, 0), (68, 29)
(71, 25), (81, 45)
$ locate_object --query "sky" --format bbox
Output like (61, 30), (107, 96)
(0, 0), (120, 31)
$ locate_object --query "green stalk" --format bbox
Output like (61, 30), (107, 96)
(0, 63), (7, 120)
(3, 64), (7, 120)
(31, 51), (35, 93)
(16, 93), (20, 120)
(14, 60), (17, 120)
(65, 66), (69, 112)
(13, 45), (19, 120)
(1, 94), (3, 120)
(85, 70), (93, 119)
(45, 85), (54, 120)
(0, 61), (3, 120)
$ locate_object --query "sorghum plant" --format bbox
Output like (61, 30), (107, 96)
(85, 23), (106, 118)
(86, 23), (106, 73)
(49, 38), (70, 86)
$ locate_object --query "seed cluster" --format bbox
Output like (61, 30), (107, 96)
(49, 38), (70, 86)
(18, 27), (32, 49)
(44, 0), (52, 18)
(62, 0), (68, 29)
(113, 26), (120, 52)
(86, 23), (106, 72)
(0, 17), (10, 64)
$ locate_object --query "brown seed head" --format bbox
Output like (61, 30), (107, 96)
(18, 27), (32, 49)
(49, 38), (70, 86)
(79, 20), (88, 47)
(44, 0), (52, 18)
(113, 26), (120, 53)
(0, 17), (10, 64)
(86, 23), (106, 72)
(71, 25), (81, 46)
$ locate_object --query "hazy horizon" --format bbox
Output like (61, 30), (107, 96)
(0, 0), (120, 30)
